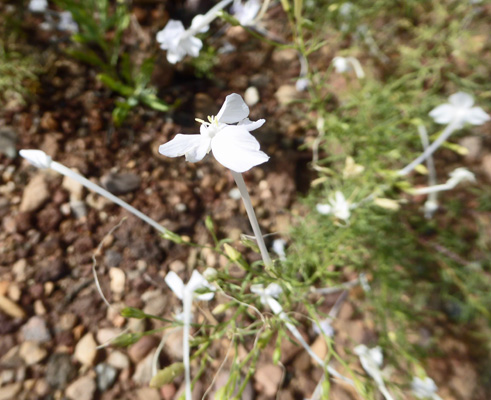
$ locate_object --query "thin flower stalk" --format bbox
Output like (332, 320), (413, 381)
(398, 118), (461, 176)
(232, 171), (272, 266)
(251, 284), (353, 386)
(354, 345), (393, 400)
(19, 150), (176, 239)
(164, 271), (215, 400)
(418, 125), (439, 218)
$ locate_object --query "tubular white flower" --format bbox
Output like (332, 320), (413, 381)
(159, 93), (269, 173)
(354, 345), (393, 400)
(316, 191), (351, 221)
(411, 376), (442, 400)
(411, 167), (475, 195)
(164, 271), (215, 400)
(231, 0), (261, 26)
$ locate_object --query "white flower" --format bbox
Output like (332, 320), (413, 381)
(429, 92), (490, 127)
(411, 377), (442, 400)
(272, 239), (287, 261)
(313, 318), (334, 338)
(165, 270), (215, 400)
(58, 11), (79, 32)
(332, 56), (365, 79)
(28, 0), (47, 12)
(19, 149), (52, 169)
(296, 77), (309, 92)
(156, 20), (203, 64)
(165, 270), (215, 301)
(333, 56), (351, 73)
(250, 283), (283, 314)
(316, 191), (351, 221)
(156, 0), (234, 64)
(231, 0), (261, 26)
(159, 93), (269, 173)
(354, 345), (394, 400)
(446, 167), (475, 187)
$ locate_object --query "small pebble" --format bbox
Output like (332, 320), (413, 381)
(244, 86), (260, 106)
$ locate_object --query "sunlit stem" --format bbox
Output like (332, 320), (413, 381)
(51, 162), (173, 236)
(182, 292), (193, 400)
(276, 311), (353, 386)
(231, 171), (272, 267)
(418, 125), (438, 218)
(19, 150), (174, 239)
(398, 118), (461, 176)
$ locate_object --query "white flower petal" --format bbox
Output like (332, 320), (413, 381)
(265, 283), (283, 298)
(464, 107), (490, 125)
(216, 94), (250, 124)
(449, 92), (474, 108)
(159, 134), (209, 162)
(156, 20), (185, 50)
(267, 297), (284, 315)
(333, 56), (351, 73)
(428, 104), (454, 124)
(165, 271), (185, 300)
(316, 203), (332, 215)
(166, 49), (186, 64)
(187, 270), (215, 301)
(211, 126), (269, 172)
(181, 36), (203, 58)
(19, 149), (52, 169)
(238, 118), (266, 131)
(190, 14), (210, 33)
(250, 284), (265, 295)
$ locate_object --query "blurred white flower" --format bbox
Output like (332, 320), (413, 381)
(159, 93), (269, 173)
(165, 270), (215, 302)
(251, 283), (283, 314)
(316, 191), (351, 221)
(332, 56), (365, 78)
(28, 0), (47, 12)
(333, 56), (351, 73)
(156, 20), (203, 64)
(446, 167), (475, 187)
(156, 0), (233, 64)
(354, 345), (394, 400)
(412, 167), (475, 195)
(272, 239), (287, 261)
(411, 376), (442, 400)
(313, 318), (334, 338)
(231, 0), (261, 26)
(165, 270), (215, 400)
(429, 92), (490, 128)
(58, 11), (79, 32)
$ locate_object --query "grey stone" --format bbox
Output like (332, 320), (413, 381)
(21, 316), (51, 343)
(46, 353), (77, 389)
(95, 363), (118, 391)
(0, 127), (17, 159)
(101, 172), (141, 195)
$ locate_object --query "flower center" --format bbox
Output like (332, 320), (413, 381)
(196, 115), (223, 138)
